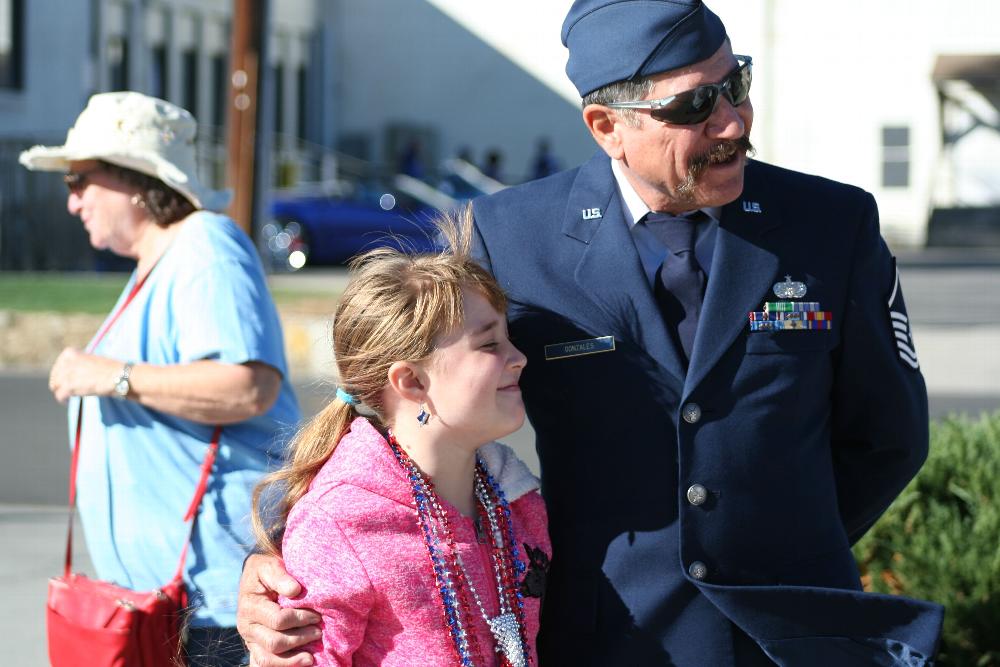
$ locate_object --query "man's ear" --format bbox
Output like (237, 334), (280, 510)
(386, 361), (428, 403)
(582, 105), (625, 160)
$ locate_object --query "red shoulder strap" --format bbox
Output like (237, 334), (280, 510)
(62, 259), (219, 582)
(63, 417), (220, 581)
(174, 427), (221, 581)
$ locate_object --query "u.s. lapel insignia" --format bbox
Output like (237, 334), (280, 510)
(742, 201), (763, 214)
(887, 265), (919, 369)
(544, 335), (615, 360)
(581, 207), (602, 220)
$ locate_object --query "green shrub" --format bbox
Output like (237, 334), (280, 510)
(853, 411), (1000, 666)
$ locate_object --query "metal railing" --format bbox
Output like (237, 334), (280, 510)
(0, 138), (96, 271)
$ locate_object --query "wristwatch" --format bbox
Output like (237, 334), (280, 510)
(112, 362), (133, 399)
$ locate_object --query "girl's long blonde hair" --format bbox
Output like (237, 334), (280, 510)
(251, 205), (507, 554)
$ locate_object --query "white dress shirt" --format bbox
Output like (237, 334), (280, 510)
(611, 158), (720, 288)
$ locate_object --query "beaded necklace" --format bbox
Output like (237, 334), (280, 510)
(388, 432), (530, 667)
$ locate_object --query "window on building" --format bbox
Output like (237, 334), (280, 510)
(150, 44), (167, 99)
(211, 53), (227, 134)
(273, 63), (284, 137)
(882, 126), (910, 188)
(0, 0), (24, 89)
(182, 49), (198, 114)
(296, 64), (308, 143)
(108, 36), (129, 90)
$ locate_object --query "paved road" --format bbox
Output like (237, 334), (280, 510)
(0, 507), (90, 667)
(1, 257), (997, 665)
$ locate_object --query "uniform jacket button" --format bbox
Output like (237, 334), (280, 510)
(688, 561), (708, 580)
(682, 403), (702, 424)
(686, 484), (708, 506)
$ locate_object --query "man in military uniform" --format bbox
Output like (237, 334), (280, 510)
(236, 1), (942, 664)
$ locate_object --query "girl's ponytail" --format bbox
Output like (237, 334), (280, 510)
(251, 397), (356, 555)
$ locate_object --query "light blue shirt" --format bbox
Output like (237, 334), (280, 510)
(610, 158), (720, 287)
(70, 211), (301, 627)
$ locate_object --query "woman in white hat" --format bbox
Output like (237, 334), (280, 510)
(21, 91), (302, 667)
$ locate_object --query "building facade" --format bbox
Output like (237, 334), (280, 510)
(1, 1), (996, 270)
(0, 0), (323, 269)
(712, 0), (1000, 246)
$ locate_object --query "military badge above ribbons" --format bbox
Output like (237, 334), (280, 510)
(748, 275), (833, 332)
(888, 264), (919, 370)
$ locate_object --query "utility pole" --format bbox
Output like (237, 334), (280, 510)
(225, 0), (267, 236)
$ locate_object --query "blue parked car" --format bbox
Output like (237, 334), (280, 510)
(260, 177), (448, 270)
(260, 165), (504, 271)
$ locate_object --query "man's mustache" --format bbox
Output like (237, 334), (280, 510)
(688, 135), (756, 177)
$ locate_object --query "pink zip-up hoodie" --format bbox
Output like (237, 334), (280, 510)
(280, 417), (551, 666)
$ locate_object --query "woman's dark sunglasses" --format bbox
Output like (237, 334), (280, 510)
(63, 168), (102, 194)
(607, 55), (752, 125)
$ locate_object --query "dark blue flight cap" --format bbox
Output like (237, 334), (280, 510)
(561, 0), (728, 97)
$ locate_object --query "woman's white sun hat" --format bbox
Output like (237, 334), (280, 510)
(19, 91), (231, 211)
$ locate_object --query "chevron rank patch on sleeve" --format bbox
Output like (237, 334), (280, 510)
(887, 263), (919, 370)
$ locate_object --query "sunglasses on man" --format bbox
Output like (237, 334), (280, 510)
(606, 55), (752, 126)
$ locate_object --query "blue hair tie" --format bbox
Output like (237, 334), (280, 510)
(336, 387), (360, 406)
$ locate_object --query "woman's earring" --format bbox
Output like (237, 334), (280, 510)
(416, 404), (431, 427)
(130, 194), (146, 209)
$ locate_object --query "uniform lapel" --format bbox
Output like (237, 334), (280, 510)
(685, 164), (782, 395)
(564, 153), (687, 386)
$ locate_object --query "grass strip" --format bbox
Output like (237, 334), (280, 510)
(0, 273), (340, 316)
(0, 273), (128, 314)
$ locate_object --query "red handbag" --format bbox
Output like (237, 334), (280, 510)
(46, 420), (220, 667)
(45, 418), (222, 667)
(45, 269), (221, 666)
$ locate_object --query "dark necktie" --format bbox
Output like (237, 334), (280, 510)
(645, 211), (707, 363)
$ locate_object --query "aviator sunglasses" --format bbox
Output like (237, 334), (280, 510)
(606, 55), (752, 125)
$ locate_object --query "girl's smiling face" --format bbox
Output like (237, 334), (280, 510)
(422, 286), (527, 447)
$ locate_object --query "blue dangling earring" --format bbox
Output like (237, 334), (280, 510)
(416, 404), (430, 427)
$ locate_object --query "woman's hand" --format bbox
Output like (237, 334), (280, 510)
(49, 347), (120, 403)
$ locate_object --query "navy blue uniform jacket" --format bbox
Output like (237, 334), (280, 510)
(472, 154), (944, 666)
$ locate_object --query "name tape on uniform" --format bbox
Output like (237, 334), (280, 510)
(544, 335), (616, 361)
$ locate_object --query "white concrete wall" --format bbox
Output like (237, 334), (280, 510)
(330, 0), (593, 183)
(711, 0), (1000, 245)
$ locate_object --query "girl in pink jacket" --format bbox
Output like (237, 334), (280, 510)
(253, 211), (550, 667)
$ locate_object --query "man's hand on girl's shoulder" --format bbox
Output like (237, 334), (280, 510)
(237, 553), (321, 667)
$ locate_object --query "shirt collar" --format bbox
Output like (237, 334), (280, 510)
(610, 158), (720, 225)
